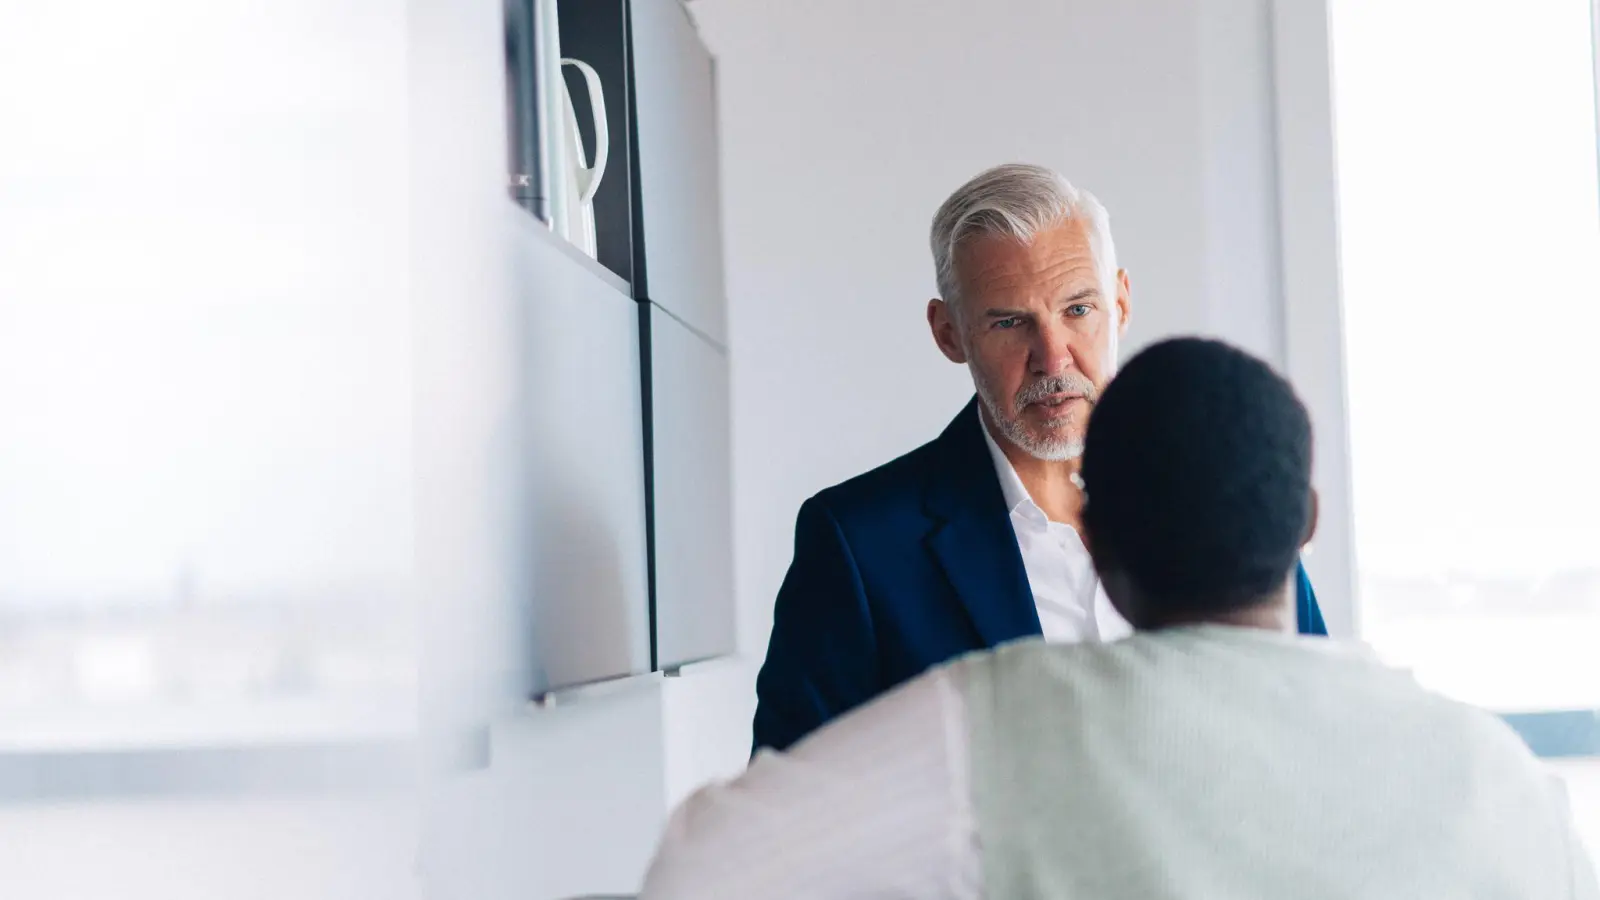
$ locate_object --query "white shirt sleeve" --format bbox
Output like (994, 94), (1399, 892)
(639, 665), (980, 900)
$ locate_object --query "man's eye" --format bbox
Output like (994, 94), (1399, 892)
(1066, 304), (1092, 318)
(993, 317), (1023, 330)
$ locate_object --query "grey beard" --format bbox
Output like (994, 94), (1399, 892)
(973, 370), (1095, 461)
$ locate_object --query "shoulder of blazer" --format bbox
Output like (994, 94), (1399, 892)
(811, 398), (982, 525)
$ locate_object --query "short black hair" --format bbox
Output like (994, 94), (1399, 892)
(1081, 337), (1313, 616)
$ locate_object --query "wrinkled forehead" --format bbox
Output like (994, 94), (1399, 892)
(953, 219), (1103, 311)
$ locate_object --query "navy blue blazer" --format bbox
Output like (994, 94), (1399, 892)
(753, 398), (1327, 752)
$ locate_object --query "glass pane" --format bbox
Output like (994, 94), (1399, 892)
(1332, 0), (1600, 713)
(0, 1), (414, 751)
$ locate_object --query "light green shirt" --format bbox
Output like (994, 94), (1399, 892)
(966, 627), (1598, 899)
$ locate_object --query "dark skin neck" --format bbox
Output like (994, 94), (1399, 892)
(1139, 599), (1292, 632)
(1099, 565), (1298, 633)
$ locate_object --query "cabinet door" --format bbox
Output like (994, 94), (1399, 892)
(629, 0), (727, 343)
(648, 304), (735, 668)
(522, 222), (653, 693)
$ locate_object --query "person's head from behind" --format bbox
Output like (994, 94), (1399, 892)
(1080, 338), (1317, 630)
(926, 164), (1132, 461)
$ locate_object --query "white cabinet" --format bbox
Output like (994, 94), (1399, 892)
(522, 228), (653, 693)
(630, 0), (727, 344)
(647, 304), (735, 668)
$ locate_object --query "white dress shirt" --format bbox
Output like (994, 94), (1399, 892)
(979, 424), (1132, 643)
(640, 629), (1598, 900)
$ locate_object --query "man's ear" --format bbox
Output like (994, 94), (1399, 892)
(928, 298), (967, 364)
(1115, 269), (1132, 338)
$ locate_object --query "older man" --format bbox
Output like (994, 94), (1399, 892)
(752, 163), (1326, 752)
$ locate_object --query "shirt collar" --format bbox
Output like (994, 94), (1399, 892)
(979, 417), (1042, 521)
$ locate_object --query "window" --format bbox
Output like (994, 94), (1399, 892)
(0, 1), (414, 768)
(1330, 0), (1600, 853)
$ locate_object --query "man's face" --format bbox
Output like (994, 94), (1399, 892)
(928, 220), (1131, 460)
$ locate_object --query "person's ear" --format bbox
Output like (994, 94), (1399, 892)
(1115, 269), (1131, 338)
(1303, 487), (1320, 548)
(928, 298), (968, 364)
(1083, 513), (1142, 628)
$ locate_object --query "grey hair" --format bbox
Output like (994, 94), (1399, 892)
(930, 163), (1118, 313)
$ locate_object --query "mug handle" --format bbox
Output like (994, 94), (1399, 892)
(560, 58), (609, 204)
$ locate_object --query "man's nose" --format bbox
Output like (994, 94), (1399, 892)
(1029, 321), (1077, 376)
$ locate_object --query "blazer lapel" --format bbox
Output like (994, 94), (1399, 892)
(924, 399), (1042, 648)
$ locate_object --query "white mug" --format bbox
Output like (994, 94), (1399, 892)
(534, 0), (609, 260)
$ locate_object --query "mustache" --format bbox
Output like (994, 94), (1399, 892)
(1013, 373), (1098, 413)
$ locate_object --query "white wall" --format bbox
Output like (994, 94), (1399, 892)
(1274, 0), (1358, 639)
(663, 0), (1308, 801)
(418, 687), (668, 900)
